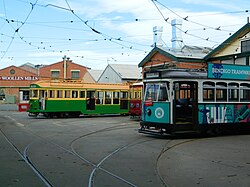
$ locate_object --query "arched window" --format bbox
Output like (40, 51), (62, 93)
(228, 83), (239, 102)
(216, 82), (227, 101)
(240, 83), (250, 102)
(203, 81), (215, 102)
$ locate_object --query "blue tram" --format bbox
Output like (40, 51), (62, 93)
(139, 66), (250, 135)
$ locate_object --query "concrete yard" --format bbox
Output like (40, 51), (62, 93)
(0, 111), (250, 187)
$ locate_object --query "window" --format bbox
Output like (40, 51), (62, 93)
(216, 82), (227, 101)
(51, 70), (60, 78)
(240, 83), (250, 102)
(138, 92), (141, 99)
(113, 91), (119, 104)
(49, 90), (55, 98)
(80, 90), (85, 98)
(71, 70), (80, 79)
(203, 82), (215, 101)
(57, 90), (63, 98)
(65, 90), (70, 98)
(235, 57), (246, 65)
(241, 40), (250, 53)
(145, 84), (159, 101)
(158, 83), (168, 101)
(72, 90), (78, 98)
(228, 83), (239, 101)
(31, 90), (38, 98)
(121, 91), (128, 99)
(22, 90), (29, 100)
(105, 91), (112, 104)
(96, 91), (104, 104)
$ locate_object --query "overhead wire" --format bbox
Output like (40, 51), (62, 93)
(151, 0), (223, 45)
(0, 0), (39, 60)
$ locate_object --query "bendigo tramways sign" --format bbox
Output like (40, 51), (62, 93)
(208, 63), (250, 80)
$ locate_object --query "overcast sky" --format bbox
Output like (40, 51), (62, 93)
(0, 0), (249, 70)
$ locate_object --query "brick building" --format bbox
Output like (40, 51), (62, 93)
(139, 20), (250, 73)
(0, 56), (94, 104)
(0, 65), (39, 103)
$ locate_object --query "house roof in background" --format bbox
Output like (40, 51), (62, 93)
(108, 64), (142, 80)
(88, 69), (103, 81)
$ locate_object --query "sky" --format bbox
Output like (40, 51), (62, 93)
(0, 0), (249, 70)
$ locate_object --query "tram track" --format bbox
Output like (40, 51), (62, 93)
(155, 136), (203, 187)
(69, 123), (146, 187)
(1, 115), (144, 186)
(0, 128), (53, 187)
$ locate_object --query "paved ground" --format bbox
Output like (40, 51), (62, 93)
(0, 103), (18, 111)
(1, 111), (250, 187)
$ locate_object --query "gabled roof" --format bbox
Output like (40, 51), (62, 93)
(205, 22), (250, 60)
(88, 69), (103, 81)
(20, 62), (35, 68)
(109, 64), (142, 80)
(138, 45), (212, 67)
(0, 65), (38, 76)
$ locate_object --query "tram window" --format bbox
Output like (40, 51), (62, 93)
(105, 91), (112, 104)
(96, 91), (104, 104)
(240, 83), (250, 101)
(129, 91), (133, 99)
(121, 92), (128, 99)
(57, 90), (63, 98)
(216, 82), (227, 101)
(72, 90), (78, 98)
(49, 90), (55, 98)
(87, 91), (95, 98)
(65, 90), (70, 98)
(158, 84), (168, 101)
(228, 83), (239, 101)
(203, 82), (215, 101)
(80, 91), (85, 98)
(138, 92), (141, 99)
(113, 91), (119, 104)
(39, 90), (45, 99)
(145, 84), (159, 101)
(31, 90), (38, 98)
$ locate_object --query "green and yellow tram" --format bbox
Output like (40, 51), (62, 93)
(28, 79), (130, 117)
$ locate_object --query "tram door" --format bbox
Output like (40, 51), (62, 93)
(173, 81), (197, 128)
(87, 91), (95, 110)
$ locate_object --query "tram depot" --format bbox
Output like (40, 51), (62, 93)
(0, 19), (249, 117)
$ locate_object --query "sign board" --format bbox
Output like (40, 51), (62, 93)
(145, 72), (160, 79)
(0, 76), (39, 81)
(208, 63), (250, 80)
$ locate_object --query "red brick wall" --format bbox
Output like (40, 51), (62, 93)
(142, 51), (206, 70)
(39, 60), (88, 79)
(0, 66), (38, 87)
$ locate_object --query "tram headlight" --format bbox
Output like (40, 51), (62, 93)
(146, 108), (151, 116)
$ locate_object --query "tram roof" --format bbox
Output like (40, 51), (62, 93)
(30, 80), (130, 90)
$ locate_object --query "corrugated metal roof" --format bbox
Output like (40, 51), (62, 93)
(88, 69), (103, 81)
(109, 64), (142, 80)
(158, 45), (212, 59)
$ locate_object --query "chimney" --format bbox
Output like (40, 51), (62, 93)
(63, 55), (67, 79)
(171, 19), (183, 51)
(153, 26), (164, 47)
